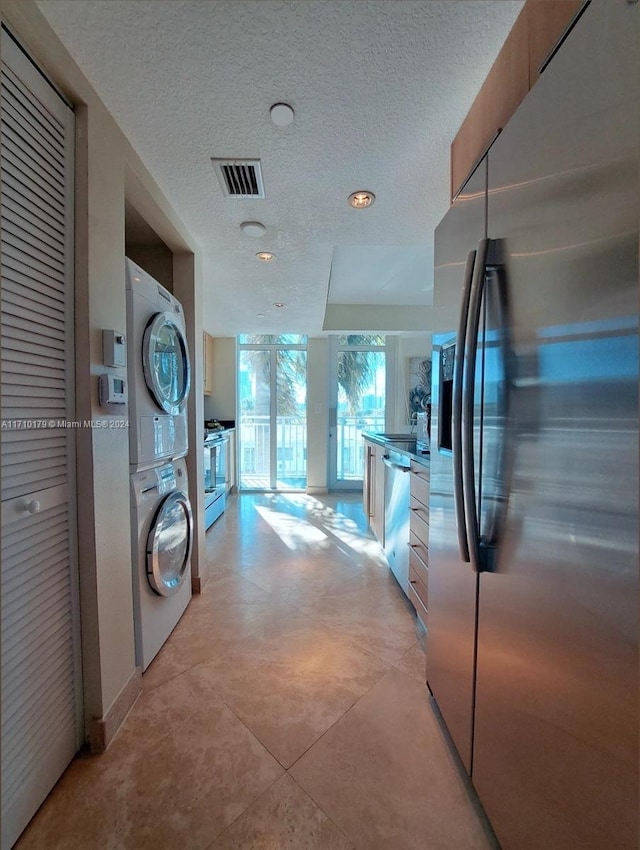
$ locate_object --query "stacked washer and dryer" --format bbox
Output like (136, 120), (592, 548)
(125, 258), (193, 671)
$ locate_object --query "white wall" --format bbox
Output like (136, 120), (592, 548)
(306, 337), (330, 492)
(1, 0), (203, 747)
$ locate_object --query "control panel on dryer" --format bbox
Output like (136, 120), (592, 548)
(156, 464), (177, 495)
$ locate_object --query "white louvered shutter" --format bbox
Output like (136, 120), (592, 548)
(0, 28), (81, 850)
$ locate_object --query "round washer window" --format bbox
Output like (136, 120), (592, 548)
(147, 491), (193, 597)
(142, 312), (190, 414)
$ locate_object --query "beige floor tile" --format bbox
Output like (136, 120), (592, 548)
(17, 669), (283, 850)
(168, 575), (311, 667)
(242, 554), (391, 602)
(393, 640), (427, 684)
(294, 584), (423, 664)
(192, 618), (390, 768)
(290, 667), (494, 850)
(16, 494), (491, 850)
(141, 634), (194, 692)
(207, 774), (354, 850)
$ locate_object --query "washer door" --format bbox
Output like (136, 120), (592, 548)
(142, 312), (191, 414)
(146, 490), (193, 597)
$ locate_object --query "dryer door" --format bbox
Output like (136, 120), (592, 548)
(146, 490), (193, 597)
(142, 312), (191, 414)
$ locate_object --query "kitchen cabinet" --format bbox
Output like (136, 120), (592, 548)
(362, 435), (430, 614)
(363, 440), (373, 519)
(203, 331), (214, 395)
(363, 438), (385, 545)
(408, 459), (429, 625)
(450, 7), (529, 201)
(527, 0), (585, 83)
(450, 0), (583, 199)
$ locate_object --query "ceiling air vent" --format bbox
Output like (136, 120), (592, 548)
(211, 158), (265, 198)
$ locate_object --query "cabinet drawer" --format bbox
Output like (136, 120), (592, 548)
(408, 584), (427, 626)
(409, 542), (428, 584)
(411, 472), (429, 506)
(409, 464), (429, 509)
(408, 565), (428, 623)
(409, 562), (428, 611)
(409, 531), (429, 584)
(409, 497), (429, 545)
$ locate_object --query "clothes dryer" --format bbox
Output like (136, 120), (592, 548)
(126, 258), (190, 471)
(130, 458), (192, 671)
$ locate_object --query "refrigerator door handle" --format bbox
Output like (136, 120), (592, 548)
(452, 249), (476, 563)
(481, 248), (512, 571)
(461, 238), (489, 572)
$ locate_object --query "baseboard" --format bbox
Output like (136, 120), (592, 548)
(191, 574), (202, 594)
(306, 486), (328, 495)
(87, 666), (142, 753)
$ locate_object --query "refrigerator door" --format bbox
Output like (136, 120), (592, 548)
(427, 160), (486, 773)
(473, 3), (639, 848)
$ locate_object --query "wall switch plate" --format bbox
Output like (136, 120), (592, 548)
(102, 329), (126, 367)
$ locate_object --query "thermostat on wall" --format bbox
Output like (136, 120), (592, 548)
(99, 373), (127, 406)
(102, 329), (127, 367)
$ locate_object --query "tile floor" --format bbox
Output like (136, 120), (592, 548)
(17, 492), (496, 850)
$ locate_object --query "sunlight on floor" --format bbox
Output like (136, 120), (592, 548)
(254, 504), (329, 551)
(254, 494), (387, 565)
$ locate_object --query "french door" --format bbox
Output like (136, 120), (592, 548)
(328, 335), (387, 489)
(238, 336), (307, 490)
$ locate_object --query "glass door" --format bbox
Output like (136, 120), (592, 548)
(238, 336), (307, 490)
(328, 335), (387, 489)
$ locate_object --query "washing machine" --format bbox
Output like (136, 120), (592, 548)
(130, 457), (193, 671)
(126, 257), (190, 471)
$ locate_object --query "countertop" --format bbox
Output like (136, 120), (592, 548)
(204, 427), (235, 442)
(362, 431), (430, 468)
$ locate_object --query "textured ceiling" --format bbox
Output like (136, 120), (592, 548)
(37, 0), (523, 335)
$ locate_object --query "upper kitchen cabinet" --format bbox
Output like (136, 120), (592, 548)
(527, 0), (585, 82)
(203, 332), (214, 395)
(450, 0), (584, 199)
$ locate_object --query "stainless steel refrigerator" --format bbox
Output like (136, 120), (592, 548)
(427, 3), (638, 848)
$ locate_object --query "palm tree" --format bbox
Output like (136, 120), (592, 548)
(240, 336), (306, 418)
(337, 335), (385, 416)
(240, 334), (384, 417)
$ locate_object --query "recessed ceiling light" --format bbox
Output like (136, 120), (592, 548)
(348, 190), (376, 209)
(270, 102), (295, 127)
(256, 251), (275, 261)
(240, 220), (266, 237)
(256, 313), (265, 318)
(273, 302), (285, 308)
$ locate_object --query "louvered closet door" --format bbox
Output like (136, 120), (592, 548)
(0, 28), (81, 850)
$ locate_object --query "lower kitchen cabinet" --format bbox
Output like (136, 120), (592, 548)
(408, 459), (429, 624)
(362, 437), (430, 617)
(372, 444), (385, 543)
(363, 438), (385, 545)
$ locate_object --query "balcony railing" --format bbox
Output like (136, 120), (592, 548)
(238, 412), (385, 487)
(239, 415), (307, 487)
(336, 414), (385, 480)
